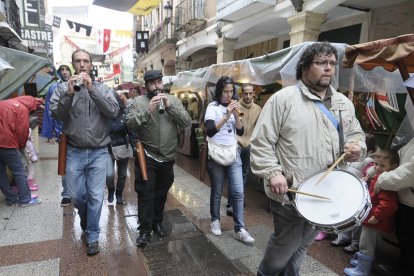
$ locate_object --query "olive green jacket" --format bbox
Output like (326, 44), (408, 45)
(126, 94), (191, 162)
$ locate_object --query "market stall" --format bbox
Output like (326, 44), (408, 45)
(343, 34), (414, 147)
(0, 46), (51, 100)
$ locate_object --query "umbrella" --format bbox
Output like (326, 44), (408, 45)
(343, 34), (414, 105)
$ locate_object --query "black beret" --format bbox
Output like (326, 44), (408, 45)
(144, 70), (163, 81)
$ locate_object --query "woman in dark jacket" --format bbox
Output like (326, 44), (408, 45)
(106, 92), (132, 204)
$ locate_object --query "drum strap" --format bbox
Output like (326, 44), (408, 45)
(314, 101), (345, 158)
(296, 85), (342, 161)
(313, 101), (339, 131)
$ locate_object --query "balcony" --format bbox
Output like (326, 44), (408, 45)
(216, 0), (275, 22)
(5, 0), (20, 34)
(174, 0), (206, 34)
(147, 24), (176, 53)
(0, 0), (6, 21)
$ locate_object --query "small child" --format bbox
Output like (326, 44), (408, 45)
(344, 147), (399, 276)
(22, 128), (40, 191)
(330, 134), (376, 253)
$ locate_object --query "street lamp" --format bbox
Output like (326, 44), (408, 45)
(164, 1), (173, 25)
(290, 0), (304, 12)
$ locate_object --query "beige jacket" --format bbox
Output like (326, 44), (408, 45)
(250, 81), (366, 203)
(236, 100), (261, 148)
(376, 137), (414, 207)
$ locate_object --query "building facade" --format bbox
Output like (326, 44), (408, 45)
(134, 0), (414, 76)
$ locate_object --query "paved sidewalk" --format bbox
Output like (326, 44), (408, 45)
(0, 137), (341, 275)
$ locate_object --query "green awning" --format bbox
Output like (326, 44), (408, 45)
(0, 46), (50, 100)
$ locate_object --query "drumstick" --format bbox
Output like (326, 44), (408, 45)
(315, 134), (363, 185)
(265, 185), (331, 200)
(287, 189), (331, 200)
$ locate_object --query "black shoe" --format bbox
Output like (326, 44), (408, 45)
(378, 263), (402, 275)
(136, 232), (151, 248)
(343, 244), (359, 254)
(330, 238), (351, 247)
(60, 198), (71, 207)
(87, 241), (99, 256)
(152, 223), (166, 237)
(116, 193), (123, 204)
(108, 189), (114, 203)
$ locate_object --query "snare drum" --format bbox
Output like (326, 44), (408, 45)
(294, 169), (371, 233)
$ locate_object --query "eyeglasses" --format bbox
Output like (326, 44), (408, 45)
(311, 60), (339, 68)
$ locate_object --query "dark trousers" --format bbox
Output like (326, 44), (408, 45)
(106, 157), (129, 193)
(134, 155), (174, 234)
(395, 203), (414, 276)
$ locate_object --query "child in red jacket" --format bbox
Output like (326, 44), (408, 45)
(344, 147), (399, 276)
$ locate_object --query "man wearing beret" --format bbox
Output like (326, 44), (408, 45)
(127, 70), (191, 247)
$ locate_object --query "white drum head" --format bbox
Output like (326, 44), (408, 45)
(295, 170), (365, 226)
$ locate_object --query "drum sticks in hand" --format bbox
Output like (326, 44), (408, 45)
(315, 134), (363, 185)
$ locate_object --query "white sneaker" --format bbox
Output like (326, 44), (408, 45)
(211, 220), (222, 236)
(234, 228), (255, 245)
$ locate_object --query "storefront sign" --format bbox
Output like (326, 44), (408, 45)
(21, 28), (53, 42)
(23, 0), (40, 28)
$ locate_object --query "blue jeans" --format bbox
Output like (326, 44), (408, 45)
(66, 145), (108, 243)
(61, 175), (70, 199)
(228, 145), (250, 207)
(207, 151), (245, 232)
(106, 155), (129, 193)
(0, 148), (31, 204)
(257, 200), (319, 276)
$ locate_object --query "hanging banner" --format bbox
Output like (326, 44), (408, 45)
(113, 64), (121, 74)
(64, 36), (80, 49)
(53, 6), (89, 17)
(103, 29), (111, 53)
(52, 16), (61, 28)
(136, 31), (149, 53)
(92, 0), (161, 16)
(67, 20), (92, 36)
(107, 44), (130, 58)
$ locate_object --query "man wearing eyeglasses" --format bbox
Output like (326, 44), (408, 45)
(250, 42), (366, 275)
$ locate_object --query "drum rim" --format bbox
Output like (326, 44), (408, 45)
(294, 169), (370, 228)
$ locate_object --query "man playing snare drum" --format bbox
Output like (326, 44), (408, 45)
(250, 42), (366, 276)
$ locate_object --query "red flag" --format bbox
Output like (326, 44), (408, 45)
(113, 64), (121, 74)
(103, 29), (111, 53)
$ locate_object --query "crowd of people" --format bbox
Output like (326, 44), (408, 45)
(0, 43), (413, 275)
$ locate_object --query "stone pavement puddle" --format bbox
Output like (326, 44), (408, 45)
(126, 209), (246, 275)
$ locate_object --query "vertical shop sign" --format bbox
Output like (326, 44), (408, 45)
(23, 0), (40, 28)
